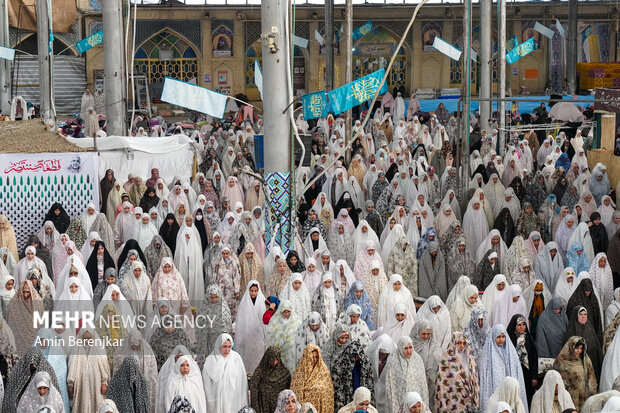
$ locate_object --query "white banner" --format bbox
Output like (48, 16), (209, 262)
(0, 152), (99, 249)
(160, 77), (227, 119)
(534, 21), (555, 40)
(432, 36), (462, 61)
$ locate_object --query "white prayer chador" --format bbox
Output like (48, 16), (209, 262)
(377, 274), (417, 328)
(280, 272), (312, 322)
(476, 229), (509, 267)
(55, 277), (95, 316)
(120, 261), (153, 319)
(589, 252), (614, 311)
(491, 284), (528, 328)
(95, 284), (135, 320)
(164, 356), (207, 413)
(14, 246), (49, 286)
(352, 220), (382, 258)
(530, 370), (575, 413)
(174, 227), (205, 303)
(554, 267), (578, 304)
(202, 333), (249, 413)
(602, 326), (620, 391)
(481, 274), (508, 320)
(463, 193), (490, 254)
(606, 288), (620, 327)
(55, 258), (93, 299)
(234, 281), (267, 375)
(133, 216), (158, 251)
(416, 295), (451, 350)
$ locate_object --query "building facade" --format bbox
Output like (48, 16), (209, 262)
(10, 0), (620, 110)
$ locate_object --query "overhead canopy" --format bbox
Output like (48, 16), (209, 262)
(67, 134), (197, 184)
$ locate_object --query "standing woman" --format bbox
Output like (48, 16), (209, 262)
(202, 333), (249, 413)
(383, 336), (429, 413)
(479, 324), (527, 413)
(507, 314), (539, 405)
(100, 169), (116, 214)
(553, 336), (597, 410)
(235, 281), (267, 375)
(162, 356), (206, 413)
(535, 297), (568, 358)
(0, 215), (18, 262)
(266, 300), (302, 373)
(212, 245), (241, 318)
(159, 213), (180, 255)
(249, 347), (291, 413)
(563, 306), (603, 379)
(330, 340), (374, 410)
(311, 272), (341, 334)
(174, 227), (205, 304)
(434, 332), (479, 413)
(85, 240), (116, 289)
(290, 344), (334, 413)
(195, 284), (232, 366)
(7, 280), (43, 356)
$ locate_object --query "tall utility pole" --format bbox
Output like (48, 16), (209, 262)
(0, 0), (9, 115)
(567, 0), (578, 93)
(462, 0), (472, 198)
(103, 0), (126, 135)
(325, 0), (334, 91)
(479, 0), (491, 132)
(36, 0), (54, 125)
(261, 0), (293, 255)
(344, 0), (352, 162)
(498, 0), (506, 154)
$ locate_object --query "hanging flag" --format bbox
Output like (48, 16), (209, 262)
(293, 35), (309, 49)
(507, 35), (518, 50)
(505, 37), (536, 65)
(353, 21), (373, 41)
(0, 46), (15, 61)
(581, 25), (601, 62)
(556, 19), (566, 37)
(160, 77), (228, 119)
(314, 30), (324, 45)
(431, 36), (462, 61)
(254, 60), (263, 99)
(534, 21), (555, 40)
(302, 91), (328, 120)
(327, 68), (388, 115)
(76, 30), (104, 54)
(470, 48), (478, 62)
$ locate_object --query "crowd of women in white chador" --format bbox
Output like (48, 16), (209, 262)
(1, 102), (620, 413)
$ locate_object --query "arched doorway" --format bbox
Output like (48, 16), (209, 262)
(133, 30), (199, 101)
(353, 26), (408, 92)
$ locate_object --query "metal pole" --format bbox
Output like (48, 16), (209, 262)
(344, 0), (352, 162)
(36, 0), (53, 125)
(498, 0), (506, 154)
(479, 0), (491, 132)
(262, 0), (293, 253)
(103, 0), (126, 136)
(325, 0), (334, 91)
(462, 0), (472, 198)
(0, 0), (9, 115)
(262, 0), (291, 173)
(567, 0), (578, 94)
